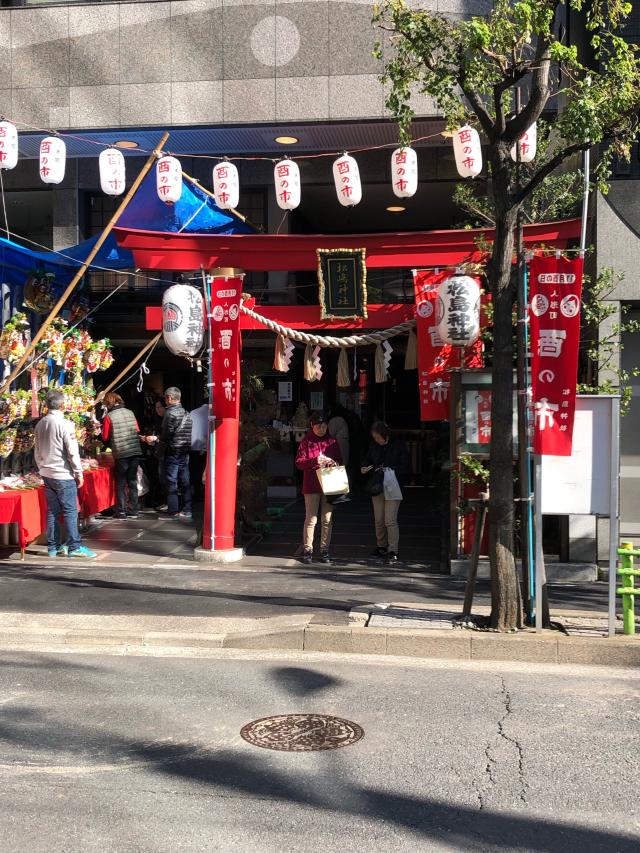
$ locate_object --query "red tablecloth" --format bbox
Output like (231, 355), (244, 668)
(0, 466), (116, 549)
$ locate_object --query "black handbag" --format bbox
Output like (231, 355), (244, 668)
(365, 468), (384, 496)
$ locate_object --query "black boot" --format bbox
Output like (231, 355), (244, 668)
(302, 549), (313, 565)
(319, 550), (331, 564)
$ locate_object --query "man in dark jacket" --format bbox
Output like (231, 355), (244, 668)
(159, 386), (192, 519)
(101, 392), (142, 519)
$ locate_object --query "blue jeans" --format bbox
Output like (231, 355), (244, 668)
(164, 452), (192, 515)
(42, 476), (81, 552)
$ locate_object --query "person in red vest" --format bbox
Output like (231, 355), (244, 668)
(295, 412), (342, 565)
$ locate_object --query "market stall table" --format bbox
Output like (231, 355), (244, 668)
(0, 465), (116, 556)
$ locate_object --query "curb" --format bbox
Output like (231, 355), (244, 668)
(0, 624), (638, 667)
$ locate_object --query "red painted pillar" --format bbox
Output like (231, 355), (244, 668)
(202, 416), (239, 550)
(200, 271), (243, 557)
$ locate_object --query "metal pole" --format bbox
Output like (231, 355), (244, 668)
(202, 271), (216, 552)
(580, 147), (590, 256)
(514, 88), (533, 620)
(534, 455), (544, 631)
(608, 396), (621, 636)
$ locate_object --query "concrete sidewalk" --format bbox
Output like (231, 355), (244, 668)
(0, 513), (636, 667)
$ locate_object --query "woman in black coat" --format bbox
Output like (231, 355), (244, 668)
(361, 421), (410, 564)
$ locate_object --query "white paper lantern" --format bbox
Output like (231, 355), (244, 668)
(391, 146), (418, 199)
(99, 147), (126, 197)
(436, 275), (481, 346)
(162, 284), (205, 357)
(510, 122), (537, 163)
(332, 154), (362, 207)
(0, 121), (18, 171)
(212, 160), (239, 210)
(156, 155), (182, 204)
(452, 125), (482, 178)
(39, 136), (66, 185)
(274, 159), (301, 211)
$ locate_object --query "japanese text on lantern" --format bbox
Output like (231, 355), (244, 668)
(456, 128), (475, 172)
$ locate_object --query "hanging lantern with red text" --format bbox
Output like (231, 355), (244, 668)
(452, 125), (482, 178)
(510, 123), (537, 163)
(332, 154), (362, 207)
(156, 155), (182, 204)
(39, 136), (66, 185)
(0, 121), (18, 170)
(212, 161), (239, 210)
(391, 146), (418, 198)
(436, 274), (481, 346)
(162, 284), (205, 357)
(274, 159), (301, 211)
(99, 147), (126, 197)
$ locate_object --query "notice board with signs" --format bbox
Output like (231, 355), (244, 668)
(540, 395), (615, 515)
(317, 248), (367, 320)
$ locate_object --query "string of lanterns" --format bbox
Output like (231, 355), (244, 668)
(0, 118), (537, 210)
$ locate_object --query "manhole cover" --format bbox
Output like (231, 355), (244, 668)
(240, 714), (364, 752)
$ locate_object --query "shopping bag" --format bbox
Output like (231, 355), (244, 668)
(316, 465), (349, 495)
(365, 468), (384, 496)
(383, 467), (403, 500)
(137, 467), (150, 497)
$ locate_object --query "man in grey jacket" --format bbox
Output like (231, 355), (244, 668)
(34, 389), (97, 559)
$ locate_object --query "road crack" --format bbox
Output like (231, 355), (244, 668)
(473, 675), (528, 809)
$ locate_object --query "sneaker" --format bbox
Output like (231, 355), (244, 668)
(158, 512), (180, 520)
(155, 504), (168, 512)
(47, 547), (58, 557)
(386, 552), (398, 564)
(177, 512), (193, 520)
(302, 549), (313, 565)
(114, 512), (127, 519)
(57, 545), (68, 557)
(372, 546), (388, 558)
(68, 546), (98, 560)
(126, 513), (139, 519)
(319, 550), (331, 564)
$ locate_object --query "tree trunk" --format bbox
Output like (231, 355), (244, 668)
(487, 158), (524, 631)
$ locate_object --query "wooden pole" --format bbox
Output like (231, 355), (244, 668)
(94, 332), (162, 403)
(0, 131), (170, 395)
(181, 171), (253, 227)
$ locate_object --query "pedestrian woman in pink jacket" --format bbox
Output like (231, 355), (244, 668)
(295, 412), (343, 564)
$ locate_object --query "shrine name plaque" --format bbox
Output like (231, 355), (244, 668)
(317, 248), (368, 320)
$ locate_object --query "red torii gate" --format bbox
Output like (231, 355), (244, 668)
(119, 218), (581, 561)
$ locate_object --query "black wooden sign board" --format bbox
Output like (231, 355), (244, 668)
(317, 248), (368, 320)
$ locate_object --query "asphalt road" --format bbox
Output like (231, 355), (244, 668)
(0, 651), (638, 852)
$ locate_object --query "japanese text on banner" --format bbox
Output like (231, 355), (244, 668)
(210, 277), (243, 420)
(529, 255), (583, 456)
(413, 270), (483, 421)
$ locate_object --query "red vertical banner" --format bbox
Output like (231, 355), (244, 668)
(529, 255), (583, 456)
(209, 276), (243, 420)
(413, 270), (483, 421)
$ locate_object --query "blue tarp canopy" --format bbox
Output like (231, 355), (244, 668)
(0, 171), (252, 291)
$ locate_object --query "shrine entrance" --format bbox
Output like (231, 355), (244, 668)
(128, 219), (580, 563)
